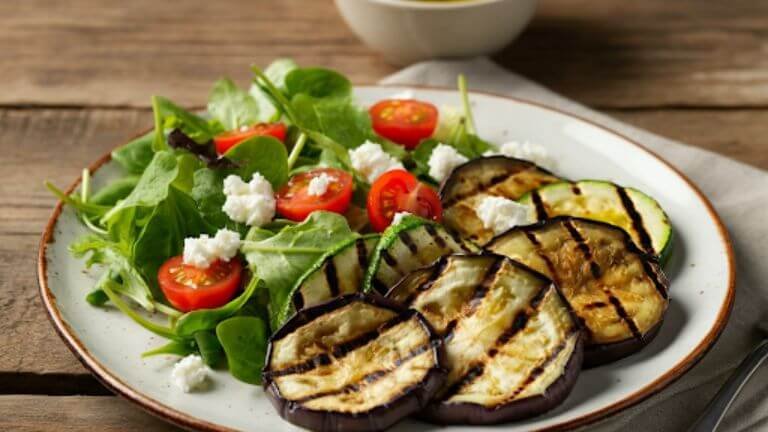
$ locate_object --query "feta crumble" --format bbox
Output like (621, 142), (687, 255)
(349, 141), (404, 184)
(475, 196), (533, 235)
(484, 141), (556, 170)
(183, 229), (241, 270)
(428, 144), (468, 182)
(222, 173), (276, 227)
(307, 172), (334, 196)
(391, 211), (413, 226)
(171, 354), (209, 393)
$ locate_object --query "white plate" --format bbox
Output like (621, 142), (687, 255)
(38, 86), (734, 431)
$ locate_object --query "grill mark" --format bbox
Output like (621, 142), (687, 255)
(443, 172), (510, 207)
(267, 313), (413, 378)
(444, 282), (550, 400)
(292, 290), (305, 311)
(324, 259), (340, 297)
(294, 342), (433, 404)
(531, 190), (548, 222)
(608, 295), (642, 340)
(402, 258), (450, 306)
(615, 186), (655, 254)
(442, 319), (458, 341)
(584, 301), (608, 310)
(563, 219), (601, 279)
(524, 230), (591, 337)
(449, 231), (473, 253)
(641, 260), (669, 300)
(355, 238), (369, 270)
(380, 249), (399, 269)
(424, 224), (447, 249)
(444, 258), (504, 340)
(508, 330), (576, 400)
(399, 231), (419, 255)
(562, 220), (642, 338)
(571, 184), (582, 195)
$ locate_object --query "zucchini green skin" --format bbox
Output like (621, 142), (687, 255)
(277, 234), (380, 326)
(362, 216), (475, 293)
(519, 180), (673, 260)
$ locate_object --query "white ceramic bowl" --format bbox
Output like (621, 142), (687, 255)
(335, 0), (537, 65)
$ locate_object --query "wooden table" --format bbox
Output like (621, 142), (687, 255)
(1, 0), (765, 429)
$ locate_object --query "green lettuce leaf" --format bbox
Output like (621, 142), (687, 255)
(241, 212), (357, 329)
(111, 131), (155, 174)
(216, 316), (268, 384)
(222, 135), (288, 187)
(208, 78), (261, 130)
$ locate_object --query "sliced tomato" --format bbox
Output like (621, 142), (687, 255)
(367, 170), (442, 232)
(369, 99), (438, 149)
(276, 168), (354, 221)
(214, 122), (287, 154)
(158, 256), (243, 312)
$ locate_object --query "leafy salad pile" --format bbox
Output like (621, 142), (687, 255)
(46, 59), (493, 385)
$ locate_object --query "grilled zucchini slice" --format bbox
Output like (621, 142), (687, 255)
(362, 215), (474, 293)
(287, 235), (379, 316)
(387, 254), (583, 424)
(486, 216), (669, 366)
(520, 180), (672, 259)
(263, 294), (447, 432)
(439, 156), (561, 245)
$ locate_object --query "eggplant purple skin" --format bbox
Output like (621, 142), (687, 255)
(420, 332), (585, 425)
(262, 293), (449, 432)
(584, 320), (663, 368)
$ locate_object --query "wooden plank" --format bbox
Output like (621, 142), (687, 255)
(1, 0), (767, 109)
(0, 396), (177, 431)
(1, 106), (765, 388)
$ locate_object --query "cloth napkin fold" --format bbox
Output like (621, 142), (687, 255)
(382, 58), (768, 432)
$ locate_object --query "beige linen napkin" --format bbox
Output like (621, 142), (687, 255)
(382, 57), (768, 432)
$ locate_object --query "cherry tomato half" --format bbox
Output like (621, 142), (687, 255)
(214, 122), (287, 155)
(369, 99), (438, 149)
(158, 256), (243, 312)
(276, 168), (354, 221)
(367, 170), (442, 232)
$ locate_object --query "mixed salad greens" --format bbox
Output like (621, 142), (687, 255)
(46, 59), (492, 381)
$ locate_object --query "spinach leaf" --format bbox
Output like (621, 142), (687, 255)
(152, 96), (220, 151)
(174, 276), (261, 338)
(71, 236), (155, 311)
(223, 136), (288, 187)
(250, 58), (298, 122)
(191, 168), (244, 232)
(194, 330), (225, 368)
(216, 316), (268, 385)
(112, 131), (155, 174)
(101, 151), (179, 223)
(172, 152), (204, 194)
(208, 78), (261, 130)
(241, 212), (357, 329)
(98, 275), (177, 339)
(291, 95), (370, 149)
(90, 176), (140, 206)
(263, 58), (298, 91)
(285, 67), (351, 100)
(132, 188), (214, 295)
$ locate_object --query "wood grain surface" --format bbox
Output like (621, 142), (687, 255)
(1, 0), (765, 429)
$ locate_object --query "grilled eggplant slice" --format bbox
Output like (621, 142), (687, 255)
(362, 215), (474, 294)
(439, 156), (561, 246)
(285, 235), (379, 318)
(263, 293), (447, 432)
(520, 180), (672, 259)
(486, 216), (669, 366)
(387, 254), (583, 424)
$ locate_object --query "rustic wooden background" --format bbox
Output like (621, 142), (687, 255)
(1, 0), (766, 430)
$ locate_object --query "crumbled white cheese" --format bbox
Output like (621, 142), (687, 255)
(183, 229), (241, 270)
(307, 173), (334, 197)
(389, 89), (415, 100)
(222, 173), (276, 227)
(428, 144), (468, 182)
(171, 354), (209, 393)
(349, 141), (404, 183)
(391, 211), (413, 226)
(484, 141), (556, 170)
(475, 196), (532, 235)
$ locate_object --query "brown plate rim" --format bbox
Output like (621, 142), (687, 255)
(37, 84), (736, 432)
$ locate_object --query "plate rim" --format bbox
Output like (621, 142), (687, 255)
(37, 84), (736, 432)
